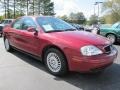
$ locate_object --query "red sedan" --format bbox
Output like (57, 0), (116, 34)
(3, 16), (117, 76)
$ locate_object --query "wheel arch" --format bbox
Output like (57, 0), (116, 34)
(105, 33), (117, 38)
(41, 45), (69, 70)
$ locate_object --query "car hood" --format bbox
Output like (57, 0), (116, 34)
(48, 31), (110, 47)
(100, 26), (113, 30)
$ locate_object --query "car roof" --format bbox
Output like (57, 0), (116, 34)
(21, 16), (53, 19)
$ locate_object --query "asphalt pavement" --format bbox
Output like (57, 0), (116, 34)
(0, 37), (120, 90)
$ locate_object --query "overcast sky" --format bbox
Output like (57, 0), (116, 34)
(51, 0), (105, 19)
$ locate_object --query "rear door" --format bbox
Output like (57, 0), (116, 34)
(9, 18), (24, 49)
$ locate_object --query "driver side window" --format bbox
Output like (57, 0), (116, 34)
(22, 18), (37, 30)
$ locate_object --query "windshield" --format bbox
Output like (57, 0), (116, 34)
(112, 22), (120, 28)
(37, 17), (76, 32)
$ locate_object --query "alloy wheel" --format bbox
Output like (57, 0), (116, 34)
(46, 52), (61, 73)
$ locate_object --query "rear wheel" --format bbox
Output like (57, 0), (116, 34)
(106, 34), (116, 44)
(44, 48), (68, 76)
(4, 38), (13, 52)
(0, 33), (2, 37)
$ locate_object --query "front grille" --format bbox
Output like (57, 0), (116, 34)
(104, 45), (112, 54)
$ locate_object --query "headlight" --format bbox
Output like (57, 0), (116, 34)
(81, 45), (103, 56)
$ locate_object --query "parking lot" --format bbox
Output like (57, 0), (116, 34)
(0, 37), (120, 90)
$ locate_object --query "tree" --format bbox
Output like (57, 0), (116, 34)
(58, 15), (69, 22)
(102, 0), (120, 23)
(4, 0), (7, 18)
(42, 0), (55, 15)
(13, 0), (15, 18)
(0, 0), (26, 18)
(88, 15), (98, 25)
(0, 0), (55, 19)
(69, 12), (86, 24)
(58, 12), (86, 24)
(0, 16), (4, 21)
(29, 0), (55, 16)
(0, 0), (9, 18)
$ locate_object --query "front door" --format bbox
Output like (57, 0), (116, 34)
(10, 17), (40, 56)
(18, 17), (40, 56)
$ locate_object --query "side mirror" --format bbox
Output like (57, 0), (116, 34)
(27, 27), (38, 36)
(27, 27), (36, 32)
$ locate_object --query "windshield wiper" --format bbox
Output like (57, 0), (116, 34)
(45, 30), (64, 33)
(64, 28), (76, 31)
(45, 29), (76, 33)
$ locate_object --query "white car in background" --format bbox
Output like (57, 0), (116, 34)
(0, 19), (14, 37)
(84, 24), (100, 34)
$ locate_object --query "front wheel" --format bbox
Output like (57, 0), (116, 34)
(44, 48), (68, 76)
(106, 34), (116, 44)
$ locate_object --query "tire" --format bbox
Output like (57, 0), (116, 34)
(44, 48), (68, 76)
(106, 34), (116, 44)
(4, 38), (13, 52)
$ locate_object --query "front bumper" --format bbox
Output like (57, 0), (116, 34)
(68, 47), (118, 72)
